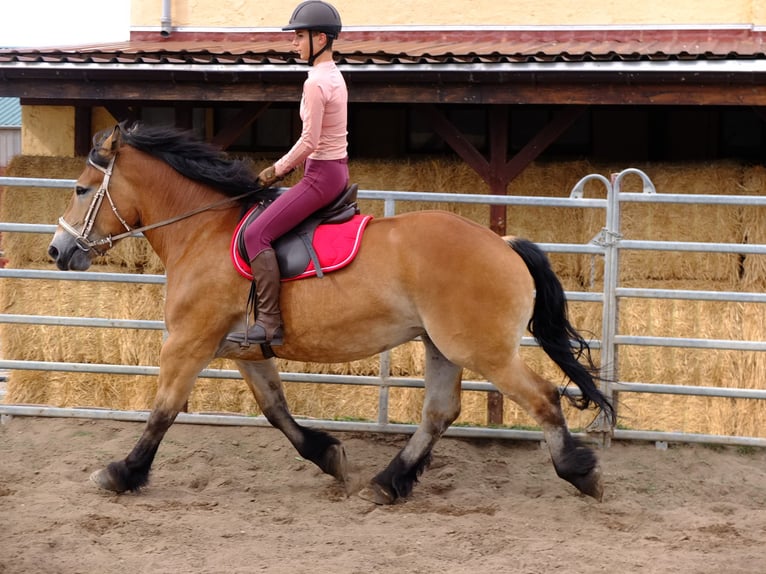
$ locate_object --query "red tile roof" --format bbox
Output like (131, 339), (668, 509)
(2, 28), (765, 68)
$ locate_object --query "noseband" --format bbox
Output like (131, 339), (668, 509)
(58, 154), (134, 252)
(58, 151), (262, 253)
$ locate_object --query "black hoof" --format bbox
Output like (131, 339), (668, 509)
(553, 441), (604, 501)
(568, 465), (604, 501)
(89, 460), (148, 493)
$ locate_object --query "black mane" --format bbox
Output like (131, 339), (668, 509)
(91, 123), (261, 199)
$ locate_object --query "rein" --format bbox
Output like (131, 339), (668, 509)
(59, 154), (261, 252)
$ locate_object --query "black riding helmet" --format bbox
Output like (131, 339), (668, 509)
(283, 1), (342, 65)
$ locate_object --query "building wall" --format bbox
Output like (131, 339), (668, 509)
(0, 128), (21, 168)
(132, 0), (762, 28)
(22, 106), (74, 156)
(20, 107), (117, 157)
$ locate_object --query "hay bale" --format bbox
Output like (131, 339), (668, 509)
(506, 160), (600, 281)
(617, 162), (744, 283)
(0, 261), (165, 406)
(615, 279), (766, 437)
(2, 156), (82, 267)
(350, 157), (490, 224)
(351, 158), (603, 282)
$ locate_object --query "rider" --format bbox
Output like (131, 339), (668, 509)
(227, 0), (348, 348)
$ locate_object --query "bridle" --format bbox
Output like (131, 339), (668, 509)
(58, 155), (132, 252)
(58, 151), (261, 253)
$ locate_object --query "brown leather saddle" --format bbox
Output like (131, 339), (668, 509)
(236, 184), (360, 279)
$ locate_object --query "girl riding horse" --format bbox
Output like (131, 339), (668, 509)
(227, 1), (349, 349)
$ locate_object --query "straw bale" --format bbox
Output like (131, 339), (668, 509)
(1, 262), (165, 406)
(350, 158), (601, 281)
(188, 376), (261, 415)
(2, 156), (82, 267)
(281, 382), (379, 421)
(350, 157), (490, 224)
(615, 279), (766, 437)
(506, 160), (597, 242)
(616, 162), (744, 283)
(506, 160), (601, 280)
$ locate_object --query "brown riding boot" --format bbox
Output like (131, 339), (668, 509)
(226, 248), (284, 347)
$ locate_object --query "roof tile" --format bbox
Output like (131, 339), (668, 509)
(1, 29), (765, 69)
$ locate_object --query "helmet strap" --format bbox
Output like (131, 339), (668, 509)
(307, 32), (331, 66)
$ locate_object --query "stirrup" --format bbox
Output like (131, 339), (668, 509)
(226, 323), (284, 347)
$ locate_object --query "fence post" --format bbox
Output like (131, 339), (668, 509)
(571, 173), (615, 446)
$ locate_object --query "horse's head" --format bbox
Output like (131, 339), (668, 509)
(48, 124), (139, 271)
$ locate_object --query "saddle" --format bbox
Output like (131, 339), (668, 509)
(236, 183), (360, 279)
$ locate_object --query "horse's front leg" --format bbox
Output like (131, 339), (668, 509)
(235, 359), (348, 485)
(90, 336), (211, 493)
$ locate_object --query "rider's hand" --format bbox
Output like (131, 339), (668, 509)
(258, 165), (280, 187)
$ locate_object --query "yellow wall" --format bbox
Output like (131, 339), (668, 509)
(22, 107), (74, 156)
(21, 107), (116, 157)
(132, 0), (760, 27)
(92, 108), (118, 135)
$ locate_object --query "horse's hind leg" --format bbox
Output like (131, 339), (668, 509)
(359, 336), (462, 505)
(235, 359), (348, 484)
(492, 355), (604, 500)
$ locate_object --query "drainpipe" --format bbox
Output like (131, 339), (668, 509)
(161, 0), (172, 37)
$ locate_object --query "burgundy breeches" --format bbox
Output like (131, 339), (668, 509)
(244, 157), (349, 259)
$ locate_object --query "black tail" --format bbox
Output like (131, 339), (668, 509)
(507, 237), (615, 425)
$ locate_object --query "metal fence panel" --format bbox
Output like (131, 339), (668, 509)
(1, 171), (765, 448)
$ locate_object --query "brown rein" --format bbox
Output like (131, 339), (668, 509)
(59, 154), (261, 252)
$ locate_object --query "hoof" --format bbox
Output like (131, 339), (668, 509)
(90, 468), (125, 493)
(573, 466), (604, 502)
(323, 443), (349, 485)
(358, 482), (396, 505)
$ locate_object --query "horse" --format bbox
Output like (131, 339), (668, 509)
(47, 123), (615, 504)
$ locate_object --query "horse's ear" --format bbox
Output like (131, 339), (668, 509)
(102, 124), (123, 152)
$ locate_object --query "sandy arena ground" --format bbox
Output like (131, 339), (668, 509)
(1, 416), (765, 574)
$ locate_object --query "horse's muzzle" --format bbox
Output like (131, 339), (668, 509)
(48, 235), (93, 271)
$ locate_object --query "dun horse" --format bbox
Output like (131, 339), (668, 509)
(48, 124), (614, 504)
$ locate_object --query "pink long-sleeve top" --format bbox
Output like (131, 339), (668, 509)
(274, 60), (348, 177)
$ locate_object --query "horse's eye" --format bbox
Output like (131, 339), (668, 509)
(75, 185), (89, 196)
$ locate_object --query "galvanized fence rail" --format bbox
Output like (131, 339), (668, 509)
(1, 169), (765, 447)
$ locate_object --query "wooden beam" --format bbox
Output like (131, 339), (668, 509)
(504, 106), (587, 181)
(12, 79), (766, 106)
(486, 105), (510, 425)
(74, 106), (92, 157)
(211, 102), (272, 149)
(420, 104), (490, 179)
(488, 105), (509, 233)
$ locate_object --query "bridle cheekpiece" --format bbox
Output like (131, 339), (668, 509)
(57, 154), (135, 252)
